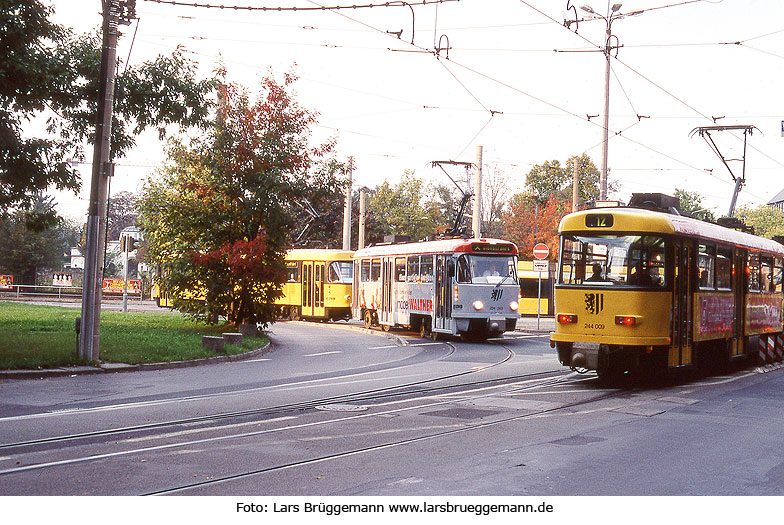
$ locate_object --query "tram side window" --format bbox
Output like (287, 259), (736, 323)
(370, 259), (382, 282)
(395, 258), (406, 282)
(407, 256), (419, 283)
(748, 253), (761, 291)
(286, 262), (299, 283)
(361, 259), (371, 282)
(697, 244), (715, 289)
(420, 256), (434, 283)
(715, 248), (732, 289)
(776, 258), (783, 293)
(760, 256), (774, 292)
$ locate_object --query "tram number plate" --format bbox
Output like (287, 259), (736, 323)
(584, 323), (605, 330)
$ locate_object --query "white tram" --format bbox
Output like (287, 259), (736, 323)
(352, 238), (521, 339)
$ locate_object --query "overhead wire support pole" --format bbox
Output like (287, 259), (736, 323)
(79, 0), (134, 361)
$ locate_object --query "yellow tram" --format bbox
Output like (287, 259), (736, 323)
(550, 194), (784, 381)
(518, 260), (552, 316)
(276, 249), (353, 321)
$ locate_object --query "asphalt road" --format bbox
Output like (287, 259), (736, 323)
(1, 320), (783, 499)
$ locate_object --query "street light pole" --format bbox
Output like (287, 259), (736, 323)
(600, 17), (613, 201)
(581, 3), (624, 201)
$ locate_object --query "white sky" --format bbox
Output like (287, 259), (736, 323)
(46, 0), (784, 222)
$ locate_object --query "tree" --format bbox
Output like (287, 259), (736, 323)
(0, 195), (75, 284)
(502, 193), (568, 260)
(1, 1), (214, 221)
(107, 190), (139, 241)
(736, 204), (784, 239)
(525, 154), (605, 206)
(480, 163), (512, 238)
(368, 171), (450, 241)
(139, 71), (348, 326)
(673, 188), (716, 222)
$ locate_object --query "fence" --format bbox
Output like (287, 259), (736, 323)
(0, 284), (145, 302)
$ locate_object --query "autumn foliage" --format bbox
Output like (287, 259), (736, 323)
(140, 70), (347, 325)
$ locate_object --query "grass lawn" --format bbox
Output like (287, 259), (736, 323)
(0, 301), (269, 370)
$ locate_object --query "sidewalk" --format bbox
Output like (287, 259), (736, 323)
(516, 315), (554, 334)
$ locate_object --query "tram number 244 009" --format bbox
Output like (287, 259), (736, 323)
(584, 322), (605, 330)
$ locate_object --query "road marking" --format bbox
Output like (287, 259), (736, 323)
(303, 351), (342, 357)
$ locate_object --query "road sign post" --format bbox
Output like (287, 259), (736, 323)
(532, 243), (550, 330)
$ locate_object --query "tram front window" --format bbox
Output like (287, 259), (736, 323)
(559, 234), (666, 288)
(457, 255), (518, 284)
(327, 261), (353, 284)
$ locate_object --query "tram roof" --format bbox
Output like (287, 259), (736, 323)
(286, 249), (354, 261)
(560, 207), (784, 256)
(353, 237), (518, 258)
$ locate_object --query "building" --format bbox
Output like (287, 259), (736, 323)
(768, 188), (784, 211)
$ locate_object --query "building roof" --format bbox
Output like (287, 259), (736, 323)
(768, 187), (784, 205)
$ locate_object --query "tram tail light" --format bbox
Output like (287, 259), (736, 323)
(557, 314), (577, 324)
(615, 315), (639, 326)
(454, 285), (459, 302)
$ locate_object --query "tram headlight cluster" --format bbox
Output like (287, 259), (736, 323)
(509, 301), (519, 311)
(473, 300), (484, 311)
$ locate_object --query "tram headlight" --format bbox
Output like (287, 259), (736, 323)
(473, 300), (484, 311)
(509, 301), (519, 311)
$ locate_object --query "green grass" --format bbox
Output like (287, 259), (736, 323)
(0, 301), (268, 370)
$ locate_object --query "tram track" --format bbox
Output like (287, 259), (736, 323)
(0, 339), (532, 452)
(0, 365), (597, 482)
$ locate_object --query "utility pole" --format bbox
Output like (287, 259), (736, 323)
(572, 157), (580, 211)
(473, 146), (483, 239)
(358, 189), (366, 250)
(79, 1), (122, 361)
(342, 156), (353, 251)
(579, 3), (640, 201)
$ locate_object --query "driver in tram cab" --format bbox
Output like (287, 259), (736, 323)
(586, 263), (604, 282)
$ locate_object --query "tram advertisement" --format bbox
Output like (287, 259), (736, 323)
(698, 295), (734, 337)
(746, 294), (783, 333)
(102, 278), (142, 295)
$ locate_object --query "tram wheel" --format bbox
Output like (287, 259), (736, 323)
(363, 310), (374, 329)
(382, 323), (392, 332)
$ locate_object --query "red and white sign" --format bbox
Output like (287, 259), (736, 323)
(532, 243), (550, 260)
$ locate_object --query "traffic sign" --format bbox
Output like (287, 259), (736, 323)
(532, 243), (549, 260)
(532, 260), (548, 272)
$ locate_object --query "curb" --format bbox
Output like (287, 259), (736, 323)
(0, 341), (273, 381)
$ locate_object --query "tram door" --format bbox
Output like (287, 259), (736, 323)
(669, 239), (693, 367)
(434, 255), (452, 331)
(730, 248), (747, 357)
(301, 261), (325, 318)
(380, 258), (393, 325)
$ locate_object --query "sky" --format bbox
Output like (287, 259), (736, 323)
(45, 0), (784, 223)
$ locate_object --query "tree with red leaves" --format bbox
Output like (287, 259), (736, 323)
(140, 70), (349, 326)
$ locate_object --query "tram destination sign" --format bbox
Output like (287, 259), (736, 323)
(471, 243), (514, 253)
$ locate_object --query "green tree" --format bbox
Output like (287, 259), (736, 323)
(736, 204), (784, 239)
(674, 188), (716, 222)
(525, 154), (604, 205)
(368, 171), (450, 241)
(139, 72), (348, 326)
(1, 1), (214, 221)
(0, 195), (74, 284)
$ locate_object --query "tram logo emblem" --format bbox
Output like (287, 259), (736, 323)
(491, 289), (503, 302)
(585, 293), (604, 315)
